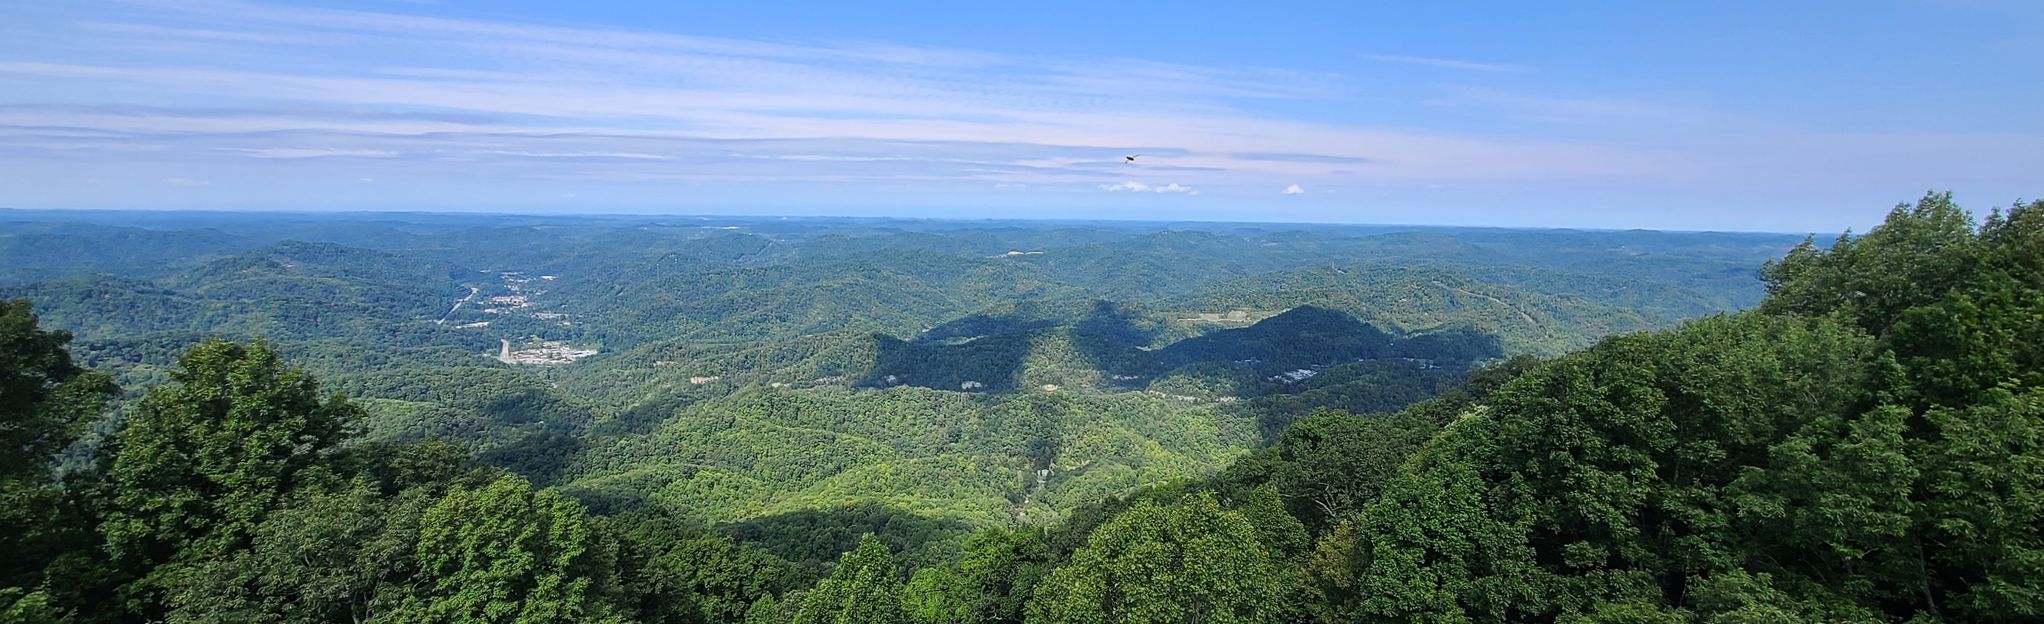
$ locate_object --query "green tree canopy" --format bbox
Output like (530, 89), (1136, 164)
(1309, 195), (2044, 623)
(0, 299), (114, 481)
(0, 300), (115, 593)
(1266, 409), (1439, 534)
(793, 534), (909, 624)
(385, 474), (626, 624)
(165, 478), (432, 624)
(904, 525), (1051, 624)
(614, 511), (799, 624)
(95, 339), (357, 615)
(1027, 493), (1295, 624)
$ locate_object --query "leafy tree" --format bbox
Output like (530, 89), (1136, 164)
(614, 512), (799, 624)
(0, 588), (66, 624)
(342, 437), (495, 496)
(165, 478), (432, 624)
(94, 339), (357, 615)
(746, 594), (792, 624)
(1336, 437), (1539, 624)
(1911, 387), (2044, 619)
(1266, 409), (1439, 534)
(903, 525), (1052, 624)
(1752, 196), (2044, 619)
(793, 534), (909, 624)
(1026, 494), (1295, 624)
(1762, 192), (1981, 334)
(903, 568), (953, 624)
(0, 299), (114, 481)
(1766, 194), (2044, 408)
(1314, 313), (1903, 622)
(384, 474), (626, 624)
(1304, 195), (2044, 623)
(1464, 353), (1543, 398)
(0, 300), (114, 590)
(1221, 482), (1310, 560)
(1685, 570), (1879, 623)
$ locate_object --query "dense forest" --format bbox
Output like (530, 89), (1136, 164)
(0, 209), (1796, 527)
(7, 194), (2037, 622)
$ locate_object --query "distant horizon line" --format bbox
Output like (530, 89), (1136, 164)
(0, 205), (1826, 238)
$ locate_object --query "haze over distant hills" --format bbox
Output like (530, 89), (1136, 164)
(1, 209), (1802, 526)
(6, 195), (2042, 623)
(5, 0), (2040, 620)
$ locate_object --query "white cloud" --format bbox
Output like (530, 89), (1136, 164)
(0, 2), (1696, 195)
(1099, 181), (1194, 194)
(992, 182), (1026, 189)
(13, 0), (2027, 223)
(1282, 184), (1304, 195)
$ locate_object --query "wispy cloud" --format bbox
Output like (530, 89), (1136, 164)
(0, 0), (1697, 197)
(1232, 152), (1373, 164)
(1428, 85), (1700, 124)
(1362, 53), (1526, 73)
(0, 0), (2026, 233)
(161, 177), (210, 186)
(217, 147), (401, 158)
(1100, 181), (1195, 194)
(77, 21), (328, 44)
(12, 0), (2020, 224)
(1282, 184), (1304, 195)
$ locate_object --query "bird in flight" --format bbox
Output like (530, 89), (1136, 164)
(1124, 154), (1140, 164)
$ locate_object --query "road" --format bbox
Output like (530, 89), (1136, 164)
(436, 286), (480, 325)
(1434, 281), (1537, 325)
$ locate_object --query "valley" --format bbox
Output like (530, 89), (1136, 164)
(5, 199), (2040, 623)
(0, 211), (1802, 529)
(4, 2), (2034, 619)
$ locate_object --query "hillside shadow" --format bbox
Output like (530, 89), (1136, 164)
(1157, 306), (1392, 369)
(857, 330), (1034, 392)
(1394, 326), (1506, 363)
(1138, 307), (1507, 439)
(1150, 306), (1502, 377)
(853, 304), (1506, 405)
(857, 304), (1083, 392)
(856, 301), (1161, 393)
(722, 503), (973, 580)
(474, 389), (593, 485)
(919, 312), (1061, 342)
(1072, 300), (1164, 383)
(478, 429), (583, 486)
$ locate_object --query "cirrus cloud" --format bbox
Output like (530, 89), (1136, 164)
(0, 0), (2032, 231)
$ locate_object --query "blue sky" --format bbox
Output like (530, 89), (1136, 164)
(1, 1), (2038, 232)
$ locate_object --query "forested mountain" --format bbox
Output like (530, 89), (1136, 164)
(25, 201), (2012, 623)
(0, 210), (1796, 501)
